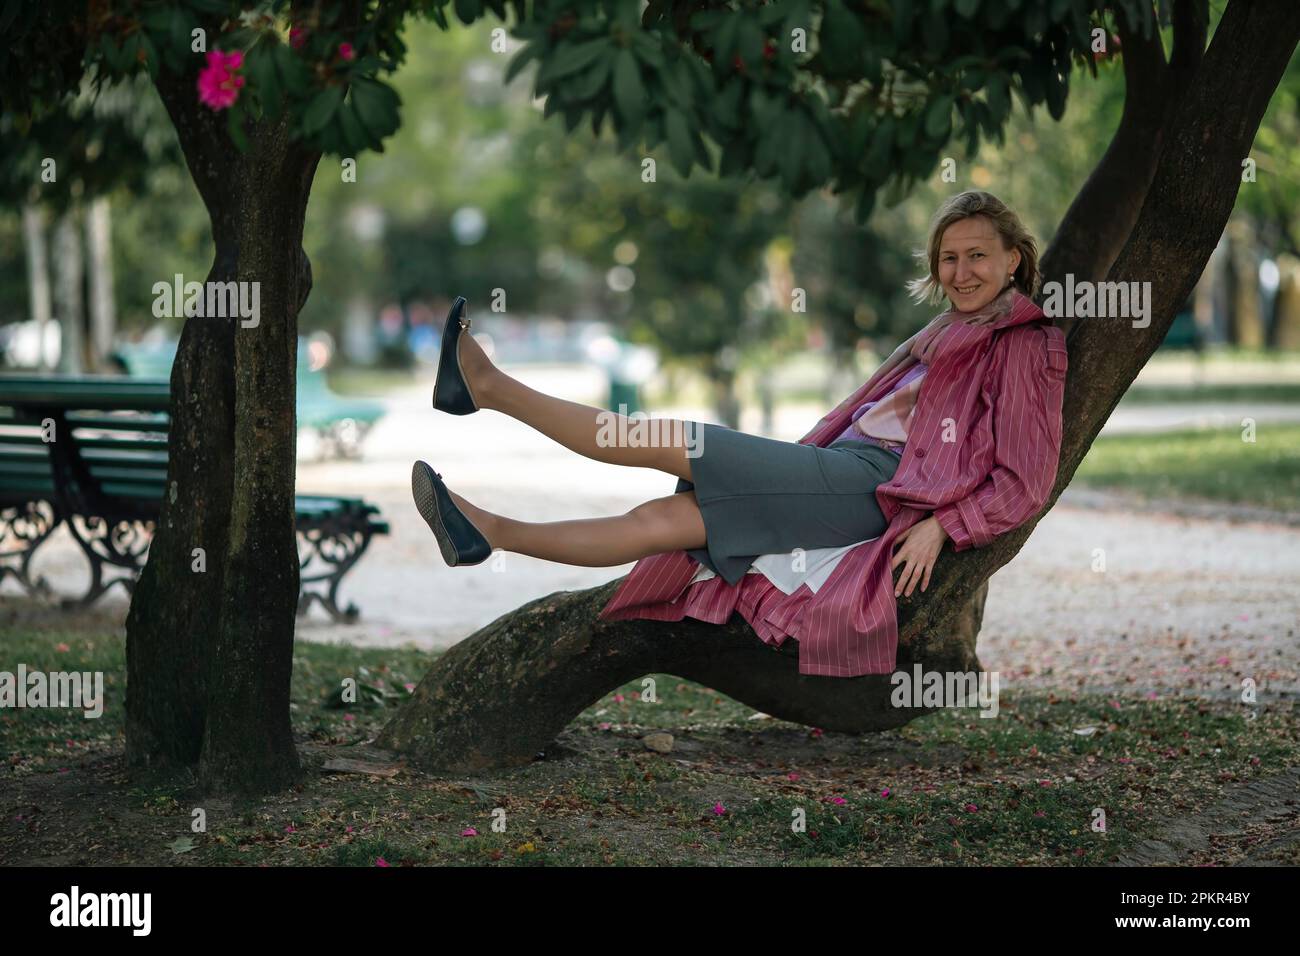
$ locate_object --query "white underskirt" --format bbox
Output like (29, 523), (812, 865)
(687, 537), (882, 596)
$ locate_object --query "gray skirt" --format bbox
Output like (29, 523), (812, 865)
(670, 421), (901, 587)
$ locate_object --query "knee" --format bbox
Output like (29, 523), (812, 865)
(627, 493), (702, 552)
(626, 498), (685, 552)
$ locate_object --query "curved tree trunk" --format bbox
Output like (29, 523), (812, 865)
(377, 0), (1300, 774)
(124, 64), (320, 795)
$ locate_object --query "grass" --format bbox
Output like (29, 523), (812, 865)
(1071, 422), (1300, 512)
(2, 624), (1296, 866)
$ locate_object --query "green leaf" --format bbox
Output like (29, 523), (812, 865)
(925, 94), (954, 139)
(734, 16), (765, 70)
(612, 49), (646, 128)
(665, 109), (694, 176)
(247, 41), (282, 119)
(536, 37), (612, 88)
(985, 72), (1009, 121)
(504, 41), (539, 84)
(301, 86), (343, 136)
(226, 102), (250, 152)
(565, 52), (612, 101)
(713, 13), (741, 66)
(779, 111), (804, 190)
(453, 0), (483, 25)
(337, 100), (373, 152)
(712, 77), (744, 129)
(863, 114), (894, 176)
(350, 77), (401, 140)
(893, 0), (914, 45)
(274, 43), (311, 96)
(821, 0), (865, 73)
(1045, 68), (1067, 120)
(854, 186), (876, 224)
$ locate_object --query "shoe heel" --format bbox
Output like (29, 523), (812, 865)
(411, 461), (491, 567)
(433, 296), (479, 415)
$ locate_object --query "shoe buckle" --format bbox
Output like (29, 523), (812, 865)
(459, 316), (470, 330)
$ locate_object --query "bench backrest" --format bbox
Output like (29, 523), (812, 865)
(0, 380), (170, 519)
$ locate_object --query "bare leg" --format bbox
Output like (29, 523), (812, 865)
(446, 487), (707, 567)
(457, 329), (699, 482)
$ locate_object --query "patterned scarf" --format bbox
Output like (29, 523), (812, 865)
(850, 283), (1018, 445)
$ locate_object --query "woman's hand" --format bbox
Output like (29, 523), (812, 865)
(890, 516), (948, 598)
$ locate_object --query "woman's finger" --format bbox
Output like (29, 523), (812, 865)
(904, 561), (923, 596)
(920, 559), (933, 592)
(896, 560), (917, 597)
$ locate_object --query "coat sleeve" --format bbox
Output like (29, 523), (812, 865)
(933, 325), (1067, 551)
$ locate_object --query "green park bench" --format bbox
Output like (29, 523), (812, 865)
(112, 338), (387, 459)
(0, 375), (389, 622)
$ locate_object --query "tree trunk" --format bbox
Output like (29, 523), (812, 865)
(21, 204), (53, 370)
(124, 67), (320, 795)
(376, 0), (1300, 774)
(85, 196), (116, 372)
(53, 207), (83, 374)
(1271, 254), (1300, 350)
(1224, 216), (1265, 348)
(707, 352), (740, 428)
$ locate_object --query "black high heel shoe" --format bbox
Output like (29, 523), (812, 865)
(411, 461), (492, 566)
(433, 296), (479, 415)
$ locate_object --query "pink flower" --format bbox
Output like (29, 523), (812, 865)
(964, 803), (978, 812)
(375, 857), (389, 866)
(289, 26), (306, 50)
(284, 824), (296, 833)
(613, 694), (624, 703)
(55, 642), (70, 652)
(712, 801), (727, 816)
(345, 826), (354, 834)
(880, 788), (891, 798)
(404, 683), (415, 693)
(343, 713), (354, 722)
(828, 796), (847, 805)
(787, 772), (800, 781)
(338, 42), (355, 61)
(197, 49), (246, 110)
(461, 827), (478, 837)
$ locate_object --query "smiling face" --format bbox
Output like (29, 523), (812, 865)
(937, 215), (1022, 313)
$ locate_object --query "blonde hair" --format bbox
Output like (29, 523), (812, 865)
(905, 191), (1041, 307)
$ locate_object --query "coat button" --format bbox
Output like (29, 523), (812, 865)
(915, 448), (926, 458)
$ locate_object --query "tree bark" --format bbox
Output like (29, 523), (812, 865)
(377, 0), (1300, 775)
(125, 66), (320, 795)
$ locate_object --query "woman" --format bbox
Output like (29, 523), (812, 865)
(413, 190), (1067, 678)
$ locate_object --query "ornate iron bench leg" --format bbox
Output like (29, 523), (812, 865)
(297, 521), (375, 623)
(0, 501), (61, 599)
(62, 514), (153, 609)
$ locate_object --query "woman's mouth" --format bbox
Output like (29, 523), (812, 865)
(955, 284), (980, 295)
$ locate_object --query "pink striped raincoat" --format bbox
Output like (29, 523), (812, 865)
(598, 288), (1068, 677)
